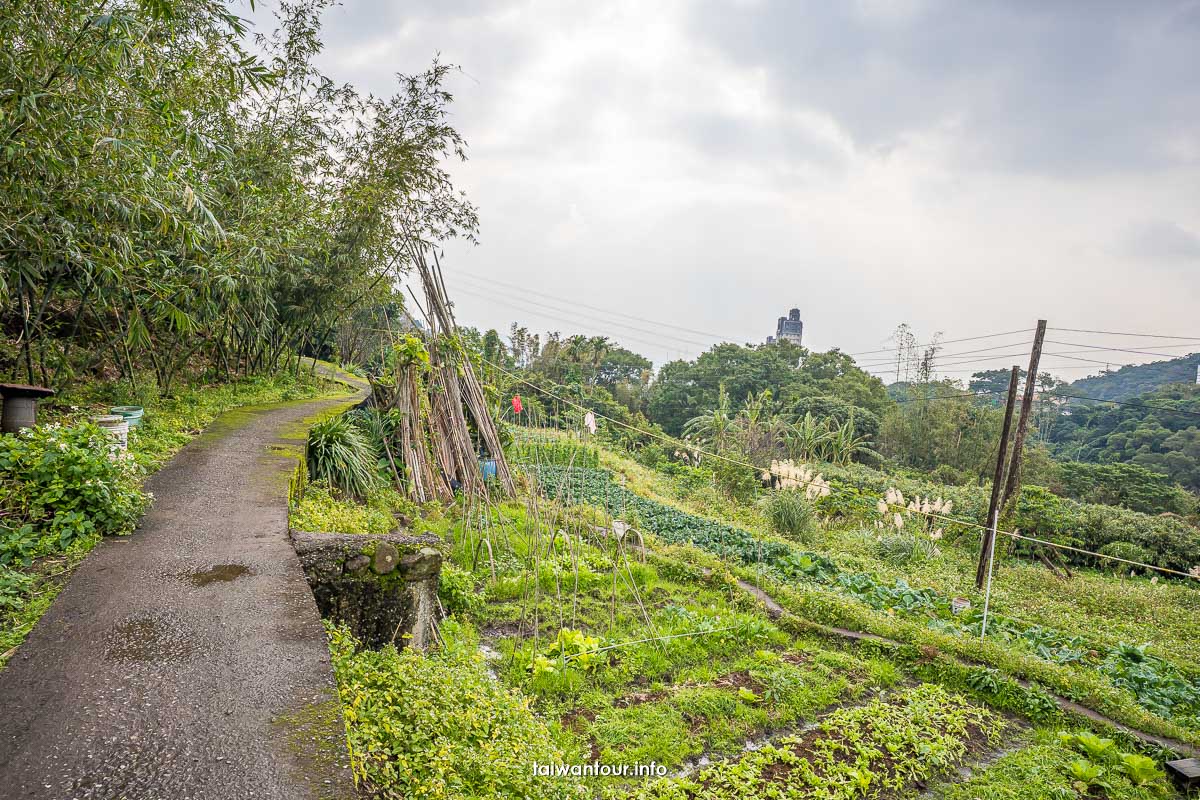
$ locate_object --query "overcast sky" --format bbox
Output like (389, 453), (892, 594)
(244, 0), (1200, 380)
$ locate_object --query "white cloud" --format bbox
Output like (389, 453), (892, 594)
(243, 0), (1200, 371)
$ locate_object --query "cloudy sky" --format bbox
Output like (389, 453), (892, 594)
(245, 0), (1200, 379)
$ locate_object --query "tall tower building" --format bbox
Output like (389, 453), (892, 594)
(771, 308), (803, 346)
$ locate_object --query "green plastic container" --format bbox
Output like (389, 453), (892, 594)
(110, 405), (144, 428)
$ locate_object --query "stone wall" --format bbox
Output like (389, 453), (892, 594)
(291, 530), (444, 650)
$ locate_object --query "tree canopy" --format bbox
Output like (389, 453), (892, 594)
(2, 0), (472, 392)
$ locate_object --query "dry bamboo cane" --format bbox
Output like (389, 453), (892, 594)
(412, 247), (516, 495)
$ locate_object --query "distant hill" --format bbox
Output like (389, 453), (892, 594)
(1066, 352), (1200, 402)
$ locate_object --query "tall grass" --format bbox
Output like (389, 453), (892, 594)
(764, 488), (817, 543)
(307, 414), (378, 498)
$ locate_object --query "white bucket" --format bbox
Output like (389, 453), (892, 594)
(94, 414), (129, 451)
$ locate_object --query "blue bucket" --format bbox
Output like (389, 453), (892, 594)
(110, 406), (144, 428)
(480, 458), (498, 481)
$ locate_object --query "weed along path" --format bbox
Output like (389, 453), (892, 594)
(0, 383), (365, 800)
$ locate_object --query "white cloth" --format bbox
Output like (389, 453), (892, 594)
(584, 410), (597, 435)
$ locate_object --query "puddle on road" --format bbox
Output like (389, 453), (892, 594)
(188, 564), (251, 586)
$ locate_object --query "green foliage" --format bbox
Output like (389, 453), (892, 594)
(306, 414), (378, 498)
(1119, 752), (1165, 786)
(1055, 460), (1197, 516)
(647, 343), (891, 437)
(1048, 383), (1200, 491)
(508, 439), (600, 468)
(290, 481), (405, 535)
(1098, 541), (1153, 571)
(2, 0), (475, 395)
(1066, 353), (1200, 402)
(0, 423), (146, 565)
(630, 684), (1002, 799)
(530, 465), (832, 582)
(937, 732), (1165, 800)
(531, 628), (604, 677)
(1099, 640), (1200, 720)
(879, 383), (1004, 480)
(1055, 731), (1169, 793)
(327, 622), (585, 800)
(438, 562), (481, 616)
(872, 532), (939, 565)
(764, 488), (817, 542)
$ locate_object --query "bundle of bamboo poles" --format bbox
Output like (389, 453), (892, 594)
(368, 245), (515, 502)
(409, 246), (515, 496)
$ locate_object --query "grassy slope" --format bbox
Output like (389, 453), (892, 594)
(596, 444), (1200, 673)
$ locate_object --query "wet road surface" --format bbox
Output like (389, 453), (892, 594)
(0, 394), (361, 799)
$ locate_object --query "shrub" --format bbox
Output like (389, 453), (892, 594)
(327, 622), (584, 800)
(764, 488), (817, 542)
(873, 533), (939, 565)
(0, 423), (146, 564)
(290, 481), (395, 534)
(712, 456), (758, 503)
(1097, 541), (1152, 572)
(438, 562), (481, 616)
(306, 413), (377, 498)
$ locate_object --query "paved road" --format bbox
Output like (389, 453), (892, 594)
(0, 391), (363, 800)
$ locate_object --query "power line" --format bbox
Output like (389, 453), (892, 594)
(1049, 327), (1200, 341)
(455, 270), (758, 344)
(1054, 394), (1200, 420)
(447, 284), (709, 352)
(846, 329), (1032, 357)
(1045, 339), (1200, 360)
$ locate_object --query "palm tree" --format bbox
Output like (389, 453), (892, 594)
(684, 385), (736, 452)
(826, 417), (878, 466)
(736, 389), (784, 463)
(784, 412), (832, 462)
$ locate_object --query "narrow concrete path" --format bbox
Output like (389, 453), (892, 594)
(0, 390), (364, 800)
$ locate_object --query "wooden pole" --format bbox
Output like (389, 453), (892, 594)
(976, 365), (1021, 590)
(1001, 319), (1047, 507)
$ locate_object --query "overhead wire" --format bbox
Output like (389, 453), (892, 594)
(454, 270), (758, 343)
(1050, 327), (1200, 341)
(446, 285), (702, 353)
(846, 329), (1033, 357)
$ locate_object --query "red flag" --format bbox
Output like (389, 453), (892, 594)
(511, 395), (523, 414)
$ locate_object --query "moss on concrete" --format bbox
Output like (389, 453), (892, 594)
(273, 695), (355, 800)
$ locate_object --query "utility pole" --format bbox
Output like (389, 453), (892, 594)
(976, 365), (1020, 590)
(1001, 320), (1047, 507)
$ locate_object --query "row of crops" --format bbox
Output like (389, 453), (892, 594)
(528, 464), (1200, 730)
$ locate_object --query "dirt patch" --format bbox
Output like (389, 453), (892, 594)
(713, 670), (766, 694)
(560, 707), (597, 732)
(614, 690), (669, 708)
(187, 564), (251, 586)
(480, 620), (529, 640)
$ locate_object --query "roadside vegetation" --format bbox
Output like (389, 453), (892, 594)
(2, 0), (472, 668)
(0, 370), (339, 667)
